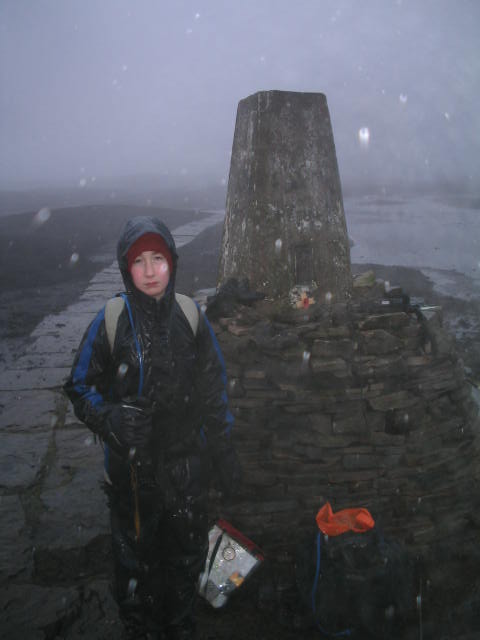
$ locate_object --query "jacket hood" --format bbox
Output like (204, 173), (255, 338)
(117, 216), (179, 296)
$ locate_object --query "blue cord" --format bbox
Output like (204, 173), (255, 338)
(311, 531), (352, 638)
(312, 530), (322, 614)
(120, 294), (144, 396)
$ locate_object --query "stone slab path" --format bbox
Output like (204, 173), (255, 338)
(0, 212), (224, 639)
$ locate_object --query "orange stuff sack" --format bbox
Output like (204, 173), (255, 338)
(315, 501), (375, 537)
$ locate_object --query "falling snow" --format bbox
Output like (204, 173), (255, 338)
(127, 578), (138, 596)
(358, 127), (370, 147)
(118, 363), (128, 377)
(33, 207), (51, 227)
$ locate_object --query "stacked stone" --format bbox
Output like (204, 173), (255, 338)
(209, 282), (480, 608)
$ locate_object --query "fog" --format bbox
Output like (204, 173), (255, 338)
(1, 0), (479, 192)
(2, 3), (480, 637)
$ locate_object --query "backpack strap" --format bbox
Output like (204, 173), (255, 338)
(175, 293), (199, 336)
(105, 296), (125, 352)
(104, 293), (199, 354)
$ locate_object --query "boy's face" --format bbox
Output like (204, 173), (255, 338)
(130, 250), (170, 299)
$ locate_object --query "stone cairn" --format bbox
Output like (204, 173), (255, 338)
(210, 91), (480, 635)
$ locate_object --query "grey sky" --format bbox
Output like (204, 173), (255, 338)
(1, 0), (479, 190)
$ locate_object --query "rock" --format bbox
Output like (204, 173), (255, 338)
(228, 322), (252, 337)
(342, 453), (378, 470)
(368, 391), (419, 412)
(0, 580), (121, 640)
(218, 90), (352, 300)
(353, 270), (376, 288)
(0, 583), (81, 639)
(352, 354), (407, 380)
(0, 428), (52, 488)
(36, 427), (109, 548)
(0, 495), (32, 580)
(358, 311), (410, 330)
(0, 366), (72, 391)
(310, 357), (350, 375)
(0, 390), (58, 430)
(360, 329), (404, 355)
(311, 338), (354, 359)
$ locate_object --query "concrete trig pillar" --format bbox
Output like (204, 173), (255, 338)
(218, 90), (352, 301)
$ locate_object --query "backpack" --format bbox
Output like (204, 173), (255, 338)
(104, 293), (199, 397)
(101, 292), (201, 485)
(295, 504), (415, 638)
(105, 292), (199, 352)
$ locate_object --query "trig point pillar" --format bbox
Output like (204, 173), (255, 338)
(218, 90), (352, 301)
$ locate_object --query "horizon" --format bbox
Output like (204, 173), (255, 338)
(1, 170), (478, 195)
(1, 173), (478, 220)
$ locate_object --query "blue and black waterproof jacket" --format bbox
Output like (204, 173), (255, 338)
(63, 216), (234, 485)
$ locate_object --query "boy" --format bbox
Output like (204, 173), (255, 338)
(64, 216), (240, 639)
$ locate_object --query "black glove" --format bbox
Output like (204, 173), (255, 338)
(102, 399), (153, 464)
(212, 440), (242, 499)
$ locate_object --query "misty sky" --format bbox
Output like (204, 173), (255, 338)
(1, 0), (479, 190)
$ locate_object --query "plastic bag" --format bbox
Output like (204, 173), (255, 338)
(315, 501), (375, 536)
(198, 519), (264, 608)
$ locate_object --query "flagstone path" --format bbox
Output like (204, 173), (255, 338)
(0, 211), (224, 639)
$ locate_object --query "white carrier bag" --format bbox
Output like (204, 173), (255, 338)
(198, 519), (264, 608)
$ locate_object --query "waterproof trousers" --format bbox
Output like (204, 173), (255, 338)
(107, 457), (210, 639)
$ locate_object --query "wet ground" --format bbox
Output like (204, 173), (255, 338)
(1, 194), (479, 638)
